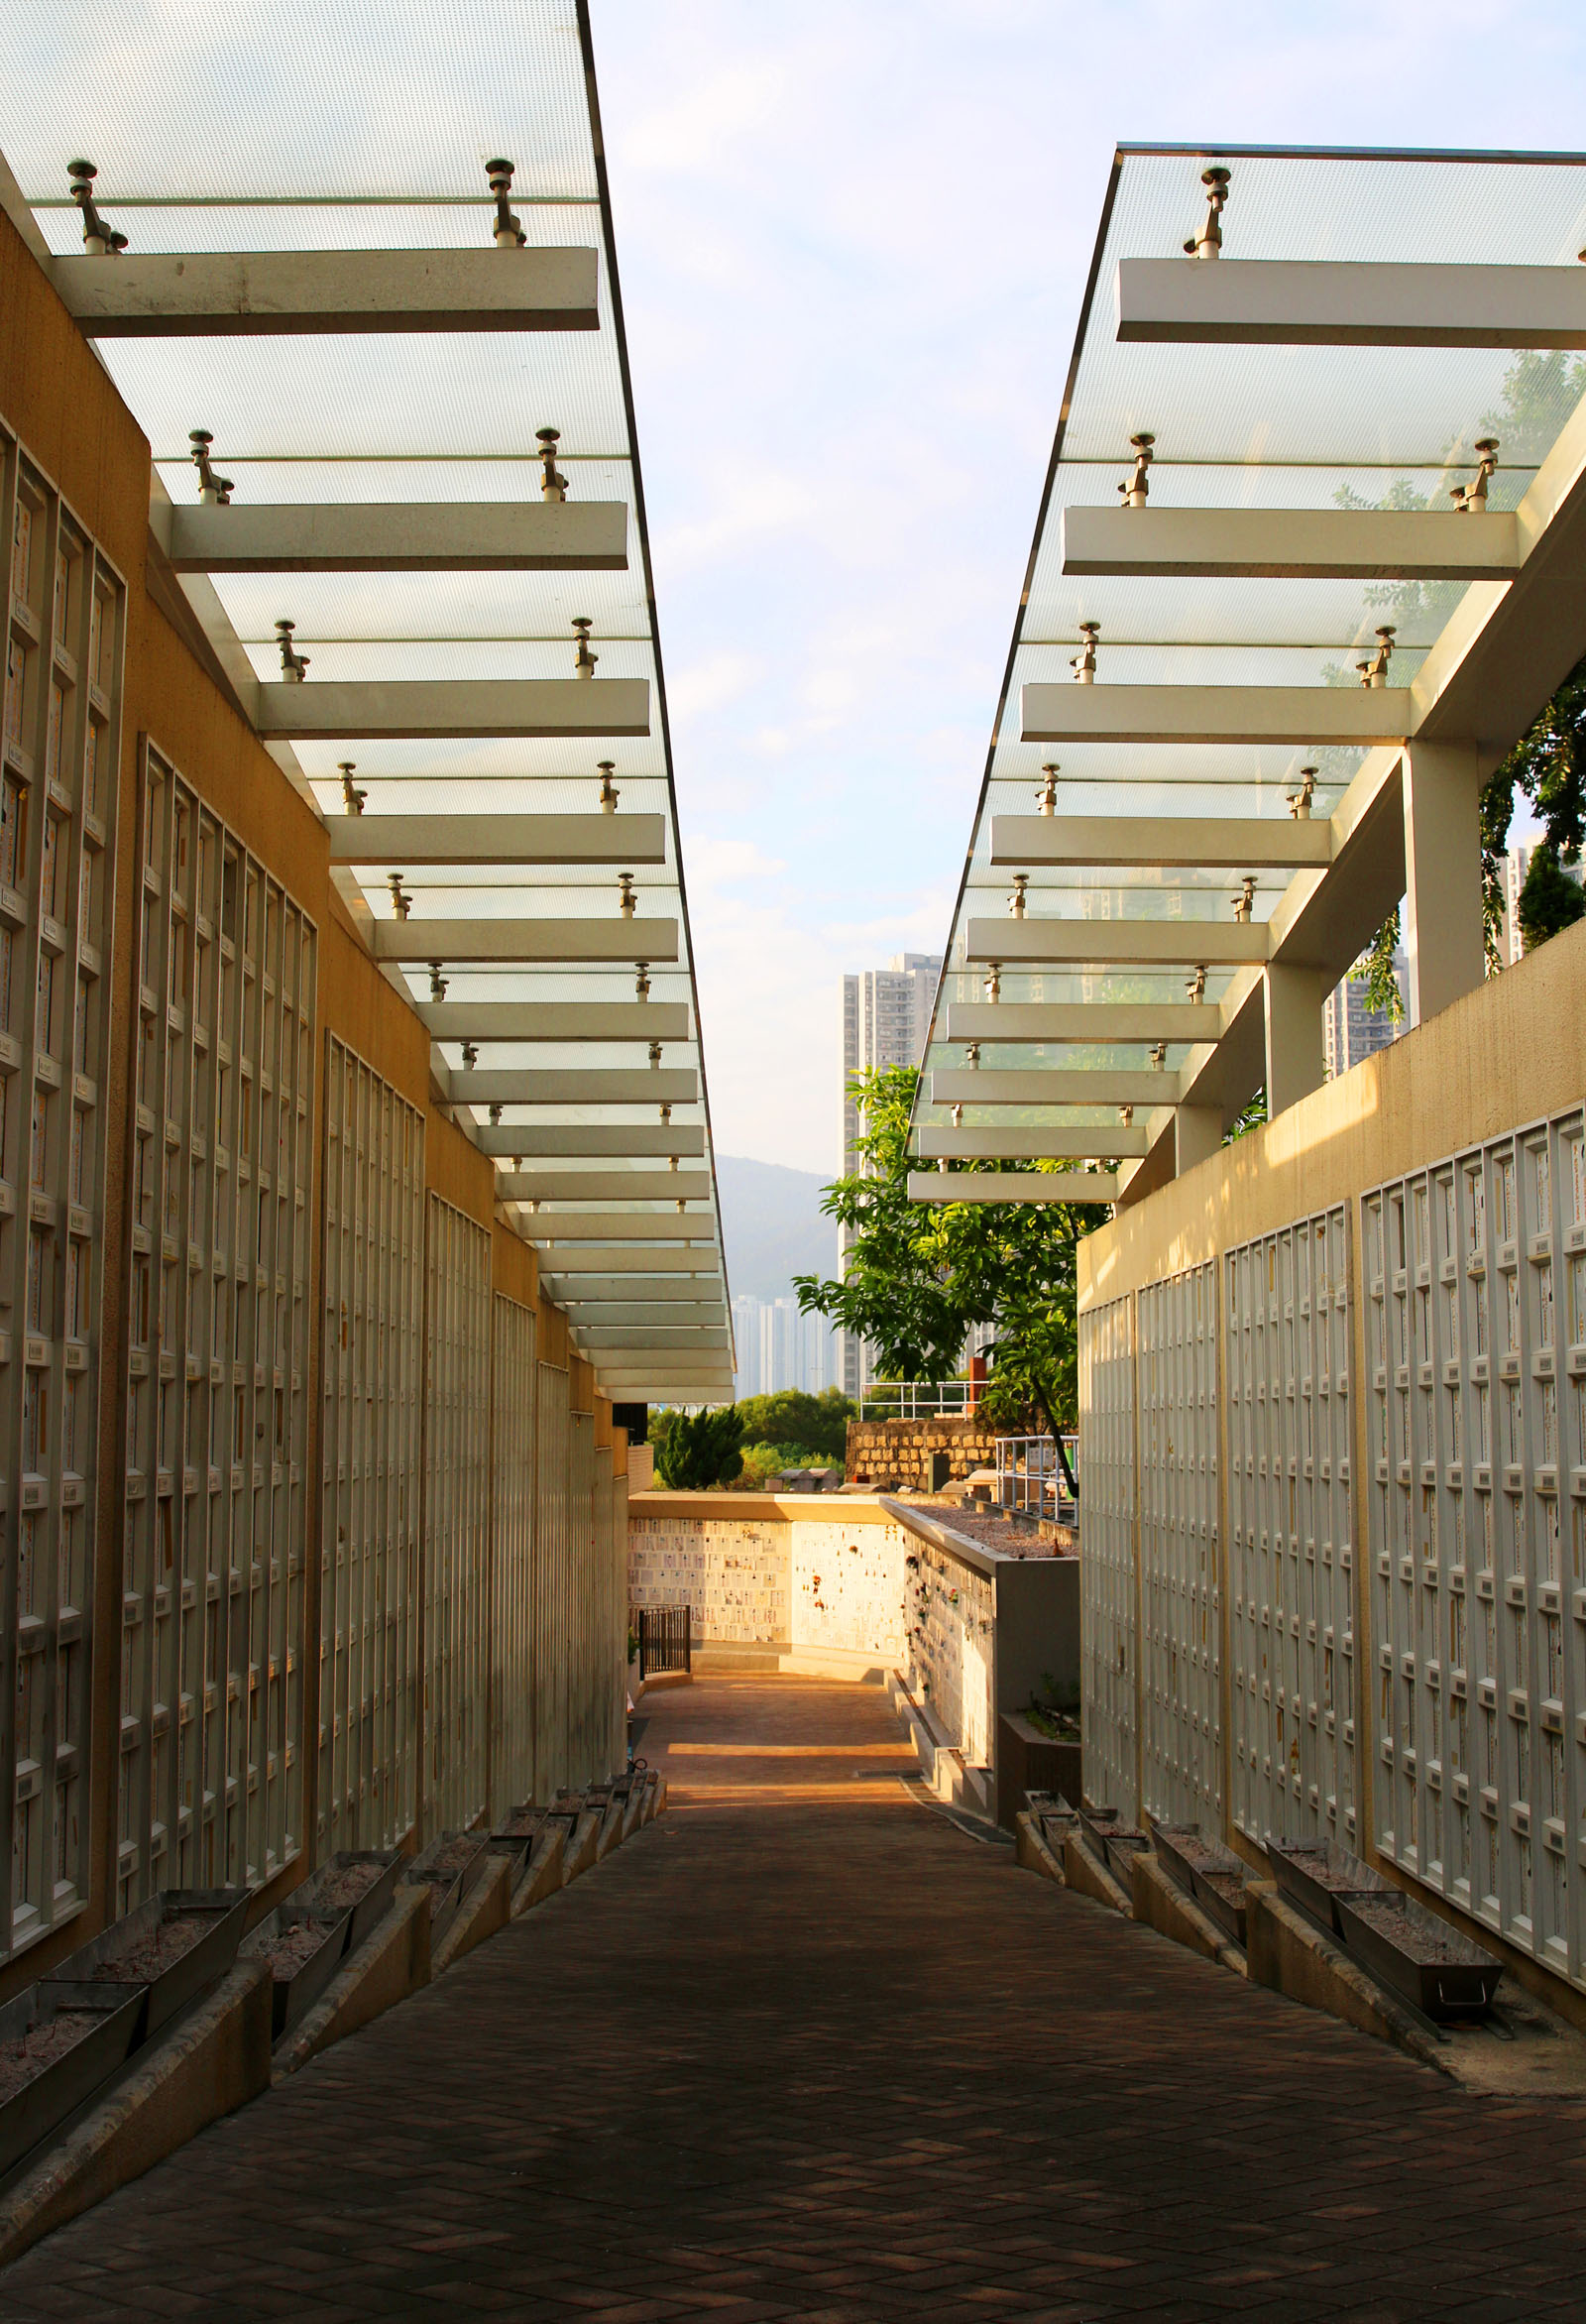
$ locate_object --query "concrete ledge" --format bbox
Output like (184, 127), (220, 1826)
(433, 1851), (512, 1976)
(1245, 1882), (1444, 2070)
(0, 1959), (273, 2266)
(274, 1881), (432, 2080)
(620, 1791), (644, 1842)
(1062, 1829), (1133, 1915)
(511, 1829), (566, 1917)
(596, 1801), (625, 1859)
(561, 1809), (603, 1884)
(1015, 1811), (1067, 1884)
(1133, 1852), (1247, 1973)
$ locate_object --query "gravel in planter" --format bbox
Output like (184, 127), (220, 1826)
(255, 1922), (332, 1978)
(0, 2012), (103, 2102)
(311, 1863), (386, 1915)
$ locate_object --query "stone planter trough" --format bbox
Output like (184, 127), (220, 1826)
(51, 1890), (250, 2042)
(0, 1980), (146, 2178)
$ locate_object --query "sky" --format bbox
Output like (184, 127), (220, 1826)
(588, 0), (1586, 1174)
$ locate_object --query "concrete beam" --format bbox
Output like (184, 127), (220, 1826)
(550, 1282), (724, 1306)
(989, 815), (1332, 870)
(1263, 964), (1326, 1116)
(574, 1327), (732, 1349)
(965, 915), (1268, 968)
(257, 678), (649, 742)
(447, 1068), (696, 1105)
(471, 1125), (704, 1158)
(1061, 502), (1518, 581)
(167, 499), (626, 574)
(1116, 255), (1586, 350)
(516, 1214), (716, 1241)
(930, 1067), (1188, 1105)
(56, 245), (599, 337)
(907, 1171), (1119, 1205)
(946, 1001), (1223, 1045)
(497, 1170), (712, 1203)
(373, 917), (676, 964)
(562, 1304), (726, 1325)
(917, 1126), (1149, 1161)
(1021, 683), (1414, 748)
(1402, 741), (1485, 1024)
(421, 1001), (687, 1043)
(329, 813), (666, 866)
(537, 1249), (724, 1275)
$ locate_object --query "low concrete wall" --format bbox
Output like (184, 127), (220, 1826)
(629, 1493), (1079, 1800)
(627, 1494), (909, 1662)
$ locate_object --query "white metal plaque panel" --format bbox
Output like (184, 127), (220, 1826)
(1, 427), (123, 1958)
(1138, 1264), (1221, 1825)
(317, 1040), (423, 1853)
(1366, 1109), (1586, 1991)
(1078, 1292), (1138, 1821)
(422, 1195), (490, 1832)
(490, 1291), (536, 1814)
(1226, 1209), (1356, 1849)
(121, 743), (316, 1908)
(535, 1361), (571, 1795)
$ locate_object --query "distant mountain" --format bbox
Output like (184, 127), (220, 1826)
(713, 1154), (838, 1303)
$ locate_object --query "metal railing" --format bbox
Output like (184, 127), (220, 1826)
(993, 1434), (1078, 1521)
(858, 1380), (973, 1420)
(631, 1603), (692, 1679)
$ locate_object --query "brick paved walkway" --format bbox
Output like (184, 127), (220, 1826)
(3, 1674), (1586, 2321)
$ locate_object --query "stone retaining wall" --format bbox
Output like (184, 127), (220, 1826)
(845, 1415), (1000, 1487)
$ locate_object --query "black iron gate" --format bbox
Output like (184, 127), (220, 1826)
(631, 1603), (691, 1679)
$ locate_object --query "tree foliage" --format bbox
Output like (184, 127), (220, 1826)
(651, 1404), (743, 1490)
(733, 1387), (853, 1463)
(793, 1065), (1111, 1484)
(1518, 842), (1586, 952)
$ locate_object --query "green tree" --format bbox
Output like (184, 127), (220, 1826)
(793, 1065), (1110, 1493)
(734, 1387), (854, 1462)
(1518, 844), (1586, 952)
(652, 1405), (744, 1490)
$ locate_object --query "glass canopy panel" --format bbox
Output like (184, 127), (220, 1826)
(916, 145), (1586, 1169)
(2, 0), (731, 1354)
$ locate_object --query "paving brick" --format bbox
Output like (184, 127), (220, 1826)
(0, 1674), (1582, 2317)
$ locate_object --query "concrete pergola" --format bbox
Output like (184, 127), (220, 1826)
(910, 144), (1586, 1207)
(6, 77), (735, 1400)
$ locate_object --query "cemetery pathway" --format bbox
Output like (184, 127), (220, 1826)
(1, 1670), (1584, 2320)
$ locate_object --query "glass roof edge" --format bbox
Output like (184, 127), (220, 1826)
(579, 0), (734, 1326)
(1115, 139), (1586, 166)
(908, 146), (1130, 1145)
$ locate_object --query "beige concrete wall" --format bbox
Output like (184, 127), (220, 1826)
(1080, 916), (1586, 1310)
(1076, 921), (1586, 2027)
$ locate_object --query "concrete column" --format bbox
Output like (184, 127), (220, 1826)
(1174, 1105), (1222, 1175)
(1402, 741), (1485, 1026)
(1263, 964), (1325, 1116)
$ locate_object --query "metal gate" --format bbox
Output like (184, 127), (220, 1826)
(422, 1195), (490, 1832)
(1077, 1291), (1138, 1820)
(1138, 1264), (1221, 1825)
(1, 431), (123, 1958)
(1226, 1207), (1356, 1850)
(1365, 1106), (1586, 1992)
(632, 1603), (691, 1678)
(121, 741), (315, 1911)
(317, 1039), (423, 1852)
